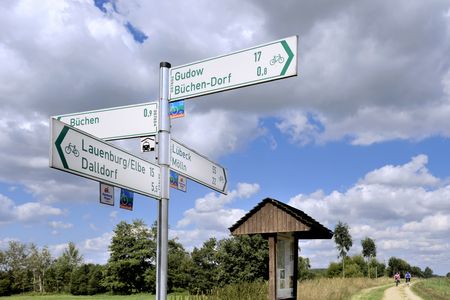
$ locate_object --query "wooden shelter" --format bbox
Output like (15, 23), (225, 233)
(229, 198), (333, 300)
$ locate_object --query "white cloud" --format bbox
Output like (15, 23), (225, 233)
(402, 214), (450, 232)
(172, 110), (262, 159)
(80, 232), (113, 264)
(0, 193), (64, 224)
(109, 211), (118, 221)
(15, 202), (64, 222)
(48, 220), (73, 230)
(173, 182), (260, 249)
(361, 155), (439, 187)
(276, 111), (322, 145)
(48, 243), (68, 258)
(288, 155), (450, 273)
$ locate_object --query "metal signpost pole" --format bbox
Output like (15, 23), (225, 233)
(157, 62), (171, 300)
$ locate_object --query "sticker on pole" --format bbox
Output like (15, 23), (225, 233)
(120, 189), (134, 211)
(170, 100), (185, 119)
(170, 170), (187, 192)
(141, 136), (156, 152)
(99, 183), (114, 206)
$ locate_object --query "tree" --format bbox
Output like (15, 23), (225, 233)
(28, 244), (52, 293)
(334, 221), (352, 278)
(423, 267), (433, 278)
(53, 242), (83, 293)
(0, 250), (11, 296)
(167, 239), (191, 293)
(70, 264), (90, 295)
(103, 219), (156, 294)
(387, 257), (410, 277)
(216, 234), (268, 285)
(298, 257), (313, 281)
(411, 266), (423, 278)
(361, 237), (376, 278)
(5, 241), (30, 293)
(62, 242), (83, 267)
(446, 272), (450, 278)
(188, 238), (219, 294)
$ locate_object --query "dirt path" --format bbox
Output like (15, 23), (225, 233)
(382, 283), (422, 300)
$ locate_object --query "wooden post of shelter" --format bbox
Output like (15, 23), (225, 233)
(229, 198), (333, 300)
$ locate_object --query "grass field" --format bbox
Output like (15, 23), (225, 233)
(296, 277), (391, 300)
(0, 277), (399, 300)
(350, 283), (393, 300)
(412, 277), (450, 300)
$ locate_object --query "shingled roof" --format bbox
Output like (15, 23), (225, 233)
(229, 198), (333, 239)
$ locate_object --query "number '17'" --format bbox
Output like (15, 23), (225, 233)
(254, 51), (261, 62)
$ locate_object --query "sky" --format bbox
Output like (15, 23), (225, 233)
(1, 0), (450, 275)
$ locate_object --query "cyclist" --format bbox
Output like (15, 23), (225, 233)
(405, 271), (411, 286)
(394, 272), (401, 286)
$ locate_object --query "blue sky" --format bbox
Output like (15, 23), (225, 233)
(1, 0), (450, 276)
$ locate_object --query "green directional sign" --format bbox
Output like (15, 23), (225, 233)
(50, 118), (161, 199)
(169, 36), (298, 101)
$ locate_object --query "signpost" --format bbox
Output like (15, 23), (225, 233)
(55, 102), (158, 141)
(50, 35), (298, 300)
(169, 36), (297, 101)
(170, 139), (227, 194)
(50, 118), (161, 199)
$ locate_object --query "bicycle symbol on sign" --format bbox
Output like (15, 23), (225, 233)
(64, 143), (79, 157)
(270, 54), (285, 65)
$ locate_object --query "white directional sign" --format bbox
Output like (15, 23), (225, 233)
(50, 118), (161, 199)
(169, 36), (297, 101)
(55, 102), (158, 141)
(170, 139), (227, 194)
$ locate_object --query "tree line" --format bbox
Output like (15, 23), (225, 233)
(328, 221), (435, 279)
(0, 219), (269, 296)
(0, 219), (439, 296)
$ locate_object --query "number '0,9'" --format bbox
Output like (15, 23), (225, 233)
(144, 108), (152, 117)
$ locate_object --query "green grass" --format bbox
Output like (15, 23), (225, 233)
(0, 293), (204, 300)
(351, 283), (393, 300)
(412, 277), (450, 300)
(1, 294), (155, 300)
(296, 277), (392, 300)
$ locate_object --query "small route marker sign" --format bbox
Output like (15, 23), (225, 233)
(50, 118), (161, 199)
(55, 102), (158, 141)
(169, 36), (297, 101)
(99, 182), (114, 206)
(170, 100), (185, 119)
(120, 189), (134, 211)
(170, 139), (227, 194)
(170, 170), (187, 192)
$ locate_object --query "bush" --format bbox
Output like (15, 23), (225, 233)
(327, 262), (342, 278)
(0, 277), (12, 296)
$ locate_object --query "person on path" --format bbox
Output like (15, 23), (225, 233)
(394, 272), (401, 286)
(405, 271), (411, 286)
